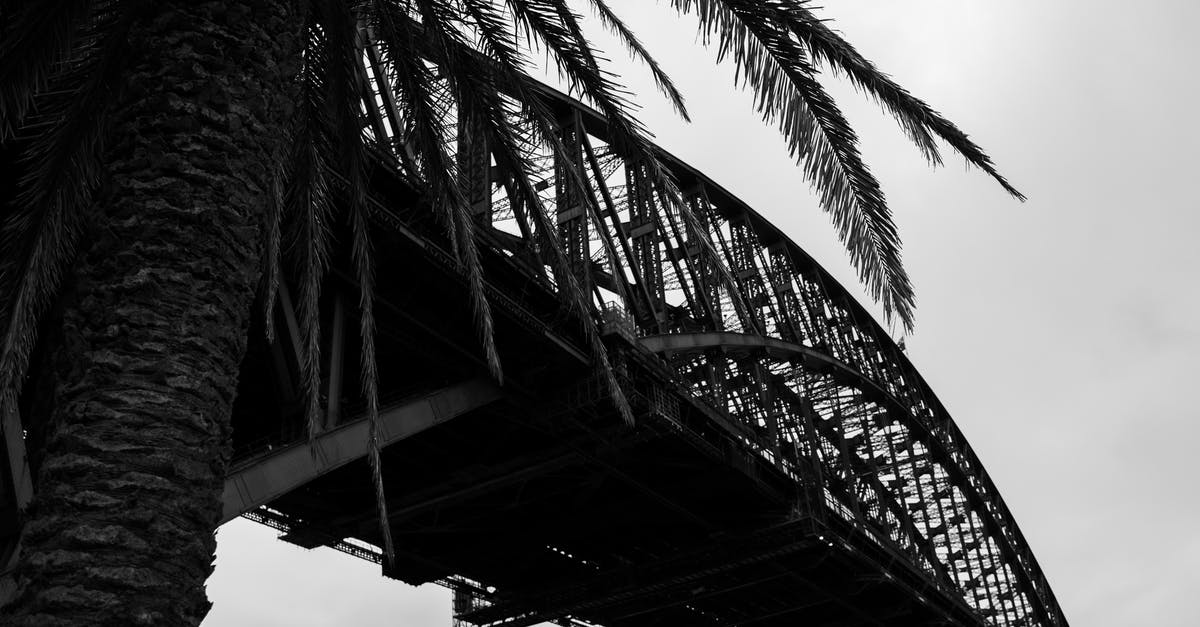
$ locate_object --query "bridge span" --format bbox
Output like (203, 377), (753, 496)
(0, 55), (1067, 627)
(214, 69), (1067, 625)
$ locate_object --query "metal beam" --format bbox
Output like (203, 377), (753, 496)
(640, 331), (887, 404)
(324, 291), (347, 429)
(221, 379), (503, 523)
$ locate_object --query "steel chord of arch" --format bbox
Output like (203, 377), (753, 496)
(356, 40), (1065, 626)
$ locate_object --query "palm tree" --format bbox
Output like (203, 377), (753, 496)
(0, 0), (1020, 623)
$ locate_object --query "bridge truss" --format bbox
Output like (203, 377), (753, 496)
(346, 36), (1068, 626)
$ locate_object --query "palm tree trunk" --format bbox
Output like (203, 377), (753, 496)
(3, 2), (298, 624)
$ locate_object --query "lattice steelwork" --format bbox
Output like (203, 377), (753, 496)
(352, 35), (1066, 627)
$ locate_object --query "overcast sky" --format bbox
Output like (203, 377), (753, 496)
(204, 1), (1200, 625)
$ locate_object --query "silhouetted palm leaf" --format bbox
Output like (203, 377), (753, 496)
(672, 0), (915, 328)
(371, 0), (504, 387)
(317, 0), (398, 566)
(0, 0), (92, 138)
(284, 10), (336, 449)
(506, 0), (649, 156)
(0, 0), (131, 427)
(585, 0), (690, 122)
(783, 5), (1024, 198)
(390, 0), (634, 425)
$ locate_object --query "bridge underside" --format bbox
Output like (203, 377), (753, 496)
(234, 353), (977, 627)
(219, 193), (979, 624)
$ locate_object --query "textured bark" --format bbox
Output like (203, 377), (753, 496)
(2, 2), (298, 624)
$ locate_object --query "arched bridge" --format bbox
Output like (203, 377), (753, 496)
(1, 51), (1068, 627)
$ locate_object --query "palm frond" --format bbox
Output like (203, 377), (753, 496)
(504, 0), (648, 156)
(784, 7), (941, 164)
(503, 2), (764, 330)
(371, 0), (503, 383)
(283, 14), (335, 446)
(672, 0), (915, 329)
(316, 0), (398, 566)
(583, 0), (690, 121)
(0, 1), (130, 415)
(460, 0), (532, 79)
(505, 118), (635, 425)
(0, 0), (94, 139)
(784, 6), (1024, 199)
(261, 154), (286, 343)
(537, 3), (787, 333)
(409, 9), (634, 424)
(493, 111), (636, 426)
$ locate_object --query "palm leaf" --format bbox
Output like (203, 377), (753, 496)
(784, 6), (1024, 198)
(0, 0), (93, 139)
(370, 0), (504, 383)
(315, 0), (399, 567)
(283, 12), (335, 447)
(504, 0), (648, 156)
(410, 8), (635, 424)
(261, 152), (286, 344)
(583, 0), (690, 121)
(672, 0), (915, 329)
(502, 2), (755, 330)
(0, 1), (130, 421)
(461, 0), (533, 79)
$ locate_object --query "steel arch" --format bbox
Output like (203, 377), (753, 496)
(355, 71), (1066, 623)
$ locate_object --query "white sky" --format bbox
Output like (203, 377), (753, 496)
(204, 1), (1200, 625)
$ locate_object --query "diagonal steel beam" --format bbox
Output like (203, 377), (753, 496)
(221, 378), (503, 523)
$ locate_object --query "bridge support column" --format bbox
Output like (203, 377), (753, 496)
(625, 160), (665, 331)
